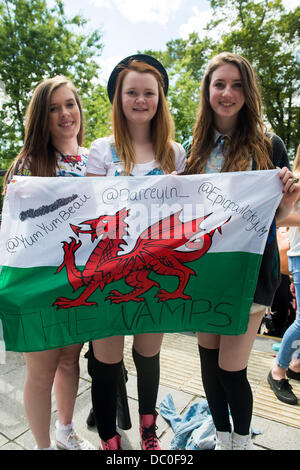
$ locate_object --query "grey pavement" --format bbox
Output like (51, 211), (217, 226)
(0, 334), (300, 451)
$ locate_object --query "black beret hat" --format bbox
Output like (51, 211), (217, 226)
(107, 54), (169, 104)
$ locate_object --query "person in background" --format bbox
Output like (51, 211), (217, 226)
(86, 54), (186, 450)
(268, 143), (300, 405)
(261, 229), (296, 338)
(4, 76), (95, 450)
(184, 52), (300, 450)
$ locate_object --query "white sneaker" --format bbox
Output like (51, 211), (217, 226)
(34, 440), (56, 450)
(55, 421), (96, 450)
(232, 432), (254, 450)
(215, 431), (232, 450)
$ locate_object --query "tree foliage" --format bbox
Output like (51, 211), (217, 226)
(0, 0), (110, 167)
(0, 0), (299, 171)
(210, 0), (300, 157)
(143, 0), (299, 156)
(83, 82), (112, 147)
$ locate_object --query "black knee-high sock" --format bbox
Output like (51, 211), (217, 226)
(132, 347), (160, 415)
(88, 349), (122, 441)
(218, 367), (253, 436)
(198, 345), (231, 432)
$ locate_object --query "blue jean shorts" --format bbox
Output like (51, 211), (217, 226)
(250, 303), (267, 314)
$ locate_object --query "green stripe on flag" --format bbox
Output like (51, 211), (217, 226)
(0, 252), (262, 352)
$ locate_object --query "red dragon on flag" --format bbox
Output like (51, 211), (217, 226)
(53, 208), (230, 309)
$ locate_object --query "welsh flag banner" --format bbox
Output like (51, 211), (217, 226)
(0, 170), (282, 352)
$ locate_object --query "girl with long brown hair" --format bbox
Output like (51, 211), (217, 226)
(184, 52), (300, 450)
(4, 76), (94, 450)
(5, 76), (86, 182)
(86, 54), (186, 450)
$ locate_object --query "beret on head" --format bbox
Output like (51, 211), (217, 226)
(107, 54), (169, 103)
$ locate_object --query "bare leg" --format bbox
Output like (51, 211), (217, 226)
(23, 349), (60, 449)
(92, 336), (125, 363)
(218, 310), (265, 371)
(197, 310), (265, 369)
(54, 343), (83, 426)
(24, 344), (83, 449)
(133, 333), (164, 357)
(92, 332), (163, 362)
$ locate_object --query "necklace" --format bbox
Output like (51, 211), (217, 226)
(54, 144), (80, 156)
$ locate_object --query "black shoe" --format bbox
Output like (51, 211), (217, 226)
(86, 408), (96, 427)
(267, 371), (298, 405)
(286, 368), (300, 382)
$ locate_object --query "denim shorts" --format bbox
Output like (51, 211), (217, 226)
(250, 303), (267, 314)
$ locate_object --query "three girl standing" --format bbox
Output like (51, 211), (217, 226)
(3, 52), (299, 451)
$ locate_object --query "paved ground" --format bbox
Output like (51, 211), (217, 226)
(0, 333), (299, 452)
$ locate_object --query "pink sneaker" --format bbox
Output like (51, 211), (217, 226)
(101, 433), (122, 450)
(139, 412), (161, 450)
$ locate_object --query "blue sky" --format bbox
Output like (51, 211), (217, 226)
(0, 0), (296, 103)
(1, 0), (211, 105)
(53, 0), (212, 83)
(52, 0), (297, 86)
(3, 0), (216, 105)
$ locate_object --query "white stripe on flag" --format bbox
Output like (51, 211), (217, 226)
(0, 170), (283, 268)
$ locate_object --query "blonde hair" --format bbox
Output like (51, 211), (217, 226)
(111, 60), (175, 175)
(4, 76), (84, 184)
(186, 52), (272, 174)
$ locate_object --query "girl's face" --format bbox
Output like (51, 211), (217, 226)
(209, 63), (245, 132)
(121, 71), (159, 126)
(49, 85), (81, 146)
